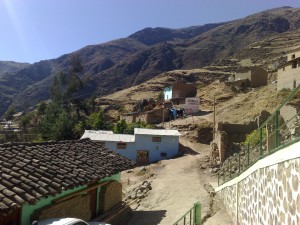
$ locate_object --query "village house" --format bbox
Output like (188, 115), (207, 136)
(164, 82), (197, 104)
(120, 108), (169, 124)
(226, 66), (268, 88)
(277, 46), (300, 90)
(0, 139), (134, 225)
(81, 128), (181, 164)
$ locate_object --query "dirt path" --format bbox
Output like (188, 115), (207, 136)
(121, 139), (232, 225)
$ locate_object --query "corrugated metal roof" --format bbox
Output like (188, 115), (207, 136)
(81, 131), (135, 142)
(134, 128), (181, 136)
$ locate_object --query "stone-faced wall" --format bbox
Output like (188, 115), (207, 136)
(216, 141), (300, 225)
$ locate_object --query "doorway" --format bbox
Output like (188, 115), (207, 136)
(137, 150), (149, 164)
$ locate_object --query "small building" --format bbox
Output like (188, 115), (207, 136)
(184, 97), (200, 114)
(227, 67), (268, 88)
(120, 108), (169, 124)
(277, 46), (300, 90)
(0, 139), (134, 225)
(81, 128), (181, 164)
(164, 82), (197, 104)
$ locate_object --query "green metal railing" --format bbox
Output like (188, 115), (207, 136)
(173, 201), (201, 225)
(218, 85), (300, 186)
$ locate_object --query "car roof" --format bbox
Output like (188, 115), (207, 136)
(38, 218), (85, 225)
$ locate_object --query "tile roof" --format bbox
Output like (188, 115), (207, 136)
(0, 138), (135, 216)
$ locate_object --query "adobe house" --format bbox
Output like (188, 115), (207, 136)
(0, 139), (134, 225)
(212, 111), (271, 162)
(164, 82), (197, 105)
(226, 67), (268, 88)
(82, 128), (181, 164)
(277, 46), (300, 90)
(120, 108), (169, 124)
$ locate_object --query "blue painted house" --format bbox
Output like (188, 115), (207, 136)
(81, 128), (181, 164)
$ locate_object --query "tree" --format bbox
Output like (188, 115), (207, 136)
(87, 110), (111, 130)
(37, 103), (77, 141)
(4, 106), (15, 121)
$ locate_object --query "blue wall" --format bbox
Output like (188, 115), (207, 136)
(105, 135), (179, 162)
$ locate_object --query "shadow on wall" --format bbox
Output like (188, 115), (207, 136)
(124, 210), (167, 225)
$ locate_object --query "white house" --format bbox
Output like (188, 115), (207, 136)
(81, 128), (181, 164)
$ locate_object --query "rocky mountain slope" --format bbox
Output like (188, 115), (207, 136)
(0, 6), (300, 117)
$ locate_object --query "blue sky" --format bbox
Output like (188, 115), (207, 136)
(1, 0), (299, 63)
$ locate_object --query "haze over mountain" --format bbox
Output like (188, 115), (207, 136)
(0, 6), (300, 117)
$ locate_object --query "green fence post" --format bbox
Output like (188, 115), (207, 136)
(223, 167), (225, 183)
(275, 110), (279, 149)
(260, 127), (263, 159)
(194, 201), (201, 225)
(247, 143), (250, 166)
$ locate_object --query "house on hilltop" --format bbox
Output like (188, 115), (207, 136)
(277, 46), (300, 90)
(226, 67), (268, 88)
(0, 139), (134, 225)
(81, 128), (181, 164)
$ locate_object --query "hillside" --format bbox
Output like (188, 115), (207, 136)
(1, 6), (300, 117)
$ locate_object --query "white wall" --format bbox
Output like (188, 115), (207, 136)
(104, 135), (179, 163)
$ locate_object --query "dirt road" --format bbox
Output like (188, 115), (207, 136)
(121, 139), (232, 225)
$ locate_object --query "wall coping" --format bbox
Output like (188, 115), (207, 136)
(215, 140), (300, 192)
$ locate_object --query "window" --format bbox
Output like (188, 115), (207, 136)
(117, 142), (127, 149)
(292, 61), (297, 69)
(152, 136), (161, 142)
(161, 152), (167, 157)
(292, 54), (296, 59)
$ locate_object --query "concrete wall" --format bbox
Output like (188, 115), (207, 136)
(277, 49), (300, 90)
(104, 135), (179, 163)
(105, 141), (137, 160)
(135, 134), (179, 162)
(216, 140), (300, 224)
(277, 64), (300, 90)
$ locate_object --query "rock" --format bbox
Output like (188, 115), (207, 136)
(130, 192), (137, 200)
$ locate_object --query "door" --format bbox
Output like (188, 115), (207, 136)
(89, 188), (97, 219)
(137, 150), (149, 164)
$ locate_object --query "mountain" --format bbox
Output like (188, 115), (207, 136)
(0, 61), (30, 75)
(0, 6), (300, 117)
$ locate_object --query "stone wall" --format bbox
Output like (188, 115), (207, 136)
(216, 141), (300, 224)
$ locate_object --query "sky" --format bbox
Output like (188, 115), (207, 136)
(0, 0), (300, 63)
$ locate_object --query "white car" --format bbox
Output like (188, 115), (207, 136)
(36, 218), (111, 225)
